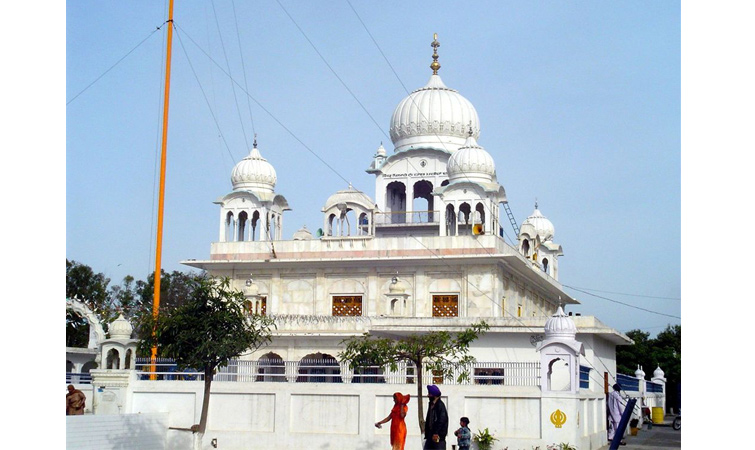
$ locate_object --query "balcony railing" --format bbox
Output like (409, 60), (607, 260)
(374, 211), (439, 226)
(133, 358), (541, 386)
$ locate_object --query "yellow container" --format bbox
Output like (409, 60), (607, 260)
(652, 407), (664, 424)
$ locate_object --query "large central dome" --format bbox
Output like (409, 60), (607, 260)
(389, 35), (480, 153)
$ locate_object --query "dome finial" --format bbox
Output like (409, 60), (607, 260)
(535, 198), (538, 210)
(430, 33), (441, 75)
(253, 133), (258, 149)
(468, 121), (474, 137)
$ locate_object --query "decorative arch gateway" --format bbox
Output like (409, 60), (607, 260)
(66, 298), (106, 350)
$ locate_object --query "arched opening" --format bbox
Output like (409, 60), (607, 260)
(458, 203), (472, 235)
(358, 212), (369, 236)
(522, 240), (530, 257)
(82, 361), (98, 373)
(106, 349), (120, 369)
(335, 205), (353, 236)
(328, 214), (336, 236)
(413, 180), (434, 223)
(542, 258), (549, 274)
(251, 211), (260, 241)
(548, 358), (571, 391)
(238, 211), (248, 241)
(298, 353), (342, 383)
(66, 310), (89, 348)
(125, 349), (133, 369)
(257, 352), (285, 382)
(475, 202), (485, 226)
(66, 360), (74, 372)
(269, 213), (277, 240)
(445, 204), (456, 236)
(386, 181), (406, 224)
(225, 212), (235, 242)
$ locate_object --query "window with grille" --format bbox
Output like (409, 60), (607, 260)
(332, 295), (362, 316)
(432, 295), (458, 317)
(245, 296), (267, 316)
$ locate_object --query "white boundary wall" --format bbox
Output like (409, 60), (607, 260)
(124, 381), (607, 450)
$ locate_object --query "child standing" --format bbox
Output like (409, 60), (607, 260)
(453, 417), (471, 450)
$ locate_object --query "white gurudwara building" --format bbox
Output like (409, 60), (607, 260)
(183, 35), (628, 373)
(73, 36), (645, 450)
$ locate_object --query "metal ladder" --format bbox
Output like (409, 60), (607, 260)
(503, 202), (520, 237)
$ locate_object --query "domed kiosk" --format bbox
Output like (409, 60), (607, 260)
(216, 137), (290, 242)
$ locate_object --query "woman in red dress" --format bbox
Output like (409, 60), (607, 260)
(375, 392), (411, 450)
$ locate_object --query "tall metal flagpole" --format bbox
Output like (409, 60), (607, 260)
(151, 0), (175, 378)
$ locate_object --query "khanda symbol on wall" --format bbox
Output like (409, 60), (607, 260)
(550, 409), (567, 428)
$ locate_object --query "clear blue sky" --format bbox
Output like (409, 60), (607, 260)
(65, 1), (682, 335)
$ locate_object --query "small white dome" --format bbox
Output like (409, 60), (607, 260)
(231, 143), (277, 193)
(323, 185), (375, 212)
(653, 365), (665, 379)
(293, 225), (313, 240)
(635, 365), (646, 378)
(375, 143), (386, 157)
(544, 306), (577, 339)
(447, 134), (496, 183)
(520, 205), (555, 242)
(390, 74), (480, 153)
(389, 277), (410, 294)
(108, 314), (133, 339)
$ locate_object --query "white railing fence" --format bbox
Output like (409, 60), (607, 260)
(133, 358), (541, 386)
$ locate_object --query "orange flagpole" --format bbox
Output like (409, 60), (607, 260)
(151, 0), (175, 379)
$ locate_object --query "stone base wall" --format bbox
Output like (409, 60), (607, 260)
(126, 381), (608, 450)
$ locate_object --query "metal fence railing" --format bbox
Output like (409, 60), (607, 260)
(66, 372), (93, 384)
(132, 358), (541, 386)
(374, 211), (439, 226)
(617, 373), (640, 392)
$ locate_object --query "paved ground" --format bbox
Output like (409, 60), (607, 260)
(598, 417), (681, 449)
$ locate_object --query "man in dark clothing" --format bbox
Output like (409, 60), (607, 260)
(423, 385), (448, 450)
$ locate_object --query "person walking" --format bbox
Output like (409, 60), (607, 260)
(376, 392), (411, 450)
(66, 384), (86, 415)
(608, 383), (626, 445)
(423, 385), (448, 450)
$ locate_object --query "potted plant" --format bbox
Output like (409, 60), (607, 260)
(629, 418), (640, 436)
(472, 428), (498, 450)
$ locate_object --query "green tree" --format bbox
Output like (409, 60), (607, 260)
(616, 325), (681, 412)
(339, 321), (489, 432)
(66, 259), (115, 346)
(143, 275), (275, 448)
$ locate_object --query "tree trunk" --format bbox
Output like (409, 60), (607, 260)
(416, 361), (425, 434)
(193, 366), (213, 450)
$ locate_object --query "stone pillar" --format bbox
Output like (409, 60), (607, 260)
(340, 362), (354, 384)
(286, 361), (300, 383)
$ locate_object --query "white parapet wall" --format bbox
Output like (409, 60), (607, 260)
(125, 380), (607, 450)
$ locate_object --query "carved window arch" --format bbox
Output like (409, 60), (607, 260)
(238, 211), (248, 241)
(298, 353), (342, 383)
(225, 211), (235, 242)
(386, 181), (406, 223)
(251, 210), (260, 241)
(413, 180), (434, 222)
(445, 204), (457, 236)
(106, 348), (120, 369)
(257, 352), (285, 382)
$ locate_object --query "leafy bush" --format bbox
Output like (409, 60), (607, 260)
(472, 428), (498, 450)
